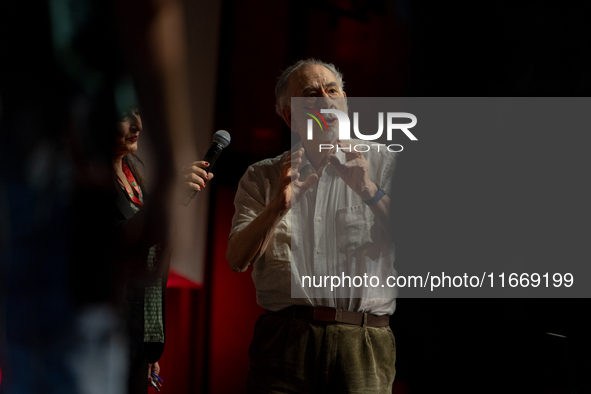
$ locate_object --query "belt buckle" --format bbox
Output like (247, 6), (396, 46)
(313, 306), (338, 322)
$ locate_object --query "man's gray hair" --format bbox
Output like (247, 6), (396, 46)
(274, 58), (345, 116)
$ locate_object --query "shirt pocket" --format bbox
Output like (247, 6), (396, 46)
(265, 215), (291, 262)
(336, 204), (375, 255)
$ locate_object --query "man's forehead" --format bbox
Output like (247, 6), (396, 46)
(288, 64), (338, 93)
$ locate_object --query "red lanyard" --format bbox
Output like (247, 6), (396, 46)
(119, 159), (144, 206)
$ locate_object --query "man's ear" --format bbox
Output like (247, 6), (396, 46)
(281, 106), (292, 128)
(343, 91), (347, 98)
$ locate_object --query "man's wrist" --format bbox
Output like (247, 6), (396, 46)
(362, 183), (385, 206)
(268, 197), (289, 218)
(359, 182), (379, 201)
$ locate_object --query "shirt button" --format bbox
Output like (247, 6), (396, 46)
(317, 217), (322, 222)
(316, 250), (320, 254)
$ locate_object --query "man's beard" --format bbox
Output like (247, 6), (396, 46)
(314, 125), (338, 143)
(317, 103), (347, 143)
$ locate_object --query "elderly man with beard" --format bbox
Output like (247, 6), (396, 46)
(227, 58), (397, 393)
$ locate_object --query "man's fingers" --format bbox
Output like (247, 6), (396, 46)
(279, 168), (293, 189)
(281, 153), (293, 177)
(289, 149), (304, 167)
(298, 173), (318, 193)
(337, 140), (363, 161)
(292, 147), (305, 159)
(328, 154), (345, 172)
(282, 147), (305, 178)
(288, 148), (304, 165)
(284, 147), (303, 164)
(291, 158), (302, 171)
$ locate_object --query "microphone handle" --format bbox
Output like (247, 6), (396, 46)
(182, 143), (224, 206)
(202, 143), (223, 173)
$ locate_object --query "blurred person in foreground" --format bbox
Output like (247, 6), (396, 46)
(0, 0), (200, 391)
(113, 107), (212, 394)
(227, 59), (397, 393)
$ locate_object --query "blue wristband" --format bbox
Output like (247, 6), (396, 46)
(363, 184), (385, 206)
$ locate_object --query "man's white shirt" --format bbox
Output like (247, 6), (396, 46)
(230, 140), (397, 315)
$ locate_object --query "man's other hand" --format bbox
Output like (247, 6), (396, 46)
(328, 140), (378, 200)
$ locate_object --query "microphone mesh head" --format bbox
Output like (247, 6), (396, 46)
(213, 130), (231, 148)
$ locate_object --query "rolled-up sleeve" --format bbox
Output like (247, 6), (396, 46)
(229, 166), (267, 240)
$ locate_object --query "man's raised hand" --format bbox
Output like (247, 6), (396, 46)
(273, 147), (318, 213)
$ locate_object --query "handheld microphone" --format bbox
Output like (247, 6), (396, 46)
(182, 130), (231, 206)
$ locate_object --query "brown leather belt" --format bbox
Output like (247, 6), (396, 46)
(264, 305), (390, 328)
